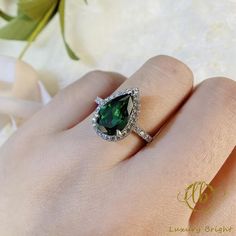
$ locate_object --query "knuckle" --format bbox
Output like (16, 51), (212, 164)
(145, 55), (193, 89)
(200, 77), (236, 100)
(199, 77), (236, 111)
(201, 76), (235, 88)
(85, 70), (125, 89)
(85, 70), (104, 79)
(55, 70), (104, 100)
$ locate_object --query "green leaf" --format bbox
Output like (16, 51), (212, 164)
(63, 41), (80, 60)
(18, 0), (58, 20)
(19, 1), (58, 59)
(0, 15), (38, 40)
(0, 9), (14, 21)
(59, 0), (79, 60)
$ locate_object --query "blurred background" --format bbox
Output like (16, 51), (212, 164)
(0, 0), (236, 144)
(1, 0), (236, 94)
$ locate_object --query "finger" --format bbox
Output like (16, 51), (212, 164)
(26, 71), (126, 134)
(70, 55), (193, 164)
(127, 77), (236, 222)
(189, 147), (236, 230)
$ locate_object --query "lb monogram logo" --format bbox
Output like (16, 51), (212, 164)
(177, 181), (215, 211)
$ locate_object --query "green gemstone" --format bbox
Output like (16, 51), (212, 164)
(96, 94), (134, 135)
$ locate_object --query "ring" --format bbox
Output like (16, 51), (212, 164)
(92, 88), (153, 142)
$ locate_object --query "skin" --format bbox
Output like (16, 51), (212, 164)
(0, 55), (235, 236)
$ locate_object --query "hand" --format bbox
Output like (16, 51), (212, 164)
(0, 55), (235, 236)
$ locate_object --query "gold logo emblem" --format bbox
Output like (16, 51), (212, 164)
(177, 181), (215, 211)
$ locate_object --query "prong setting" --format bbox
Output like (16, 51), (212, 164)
(95, 97), (104, 105)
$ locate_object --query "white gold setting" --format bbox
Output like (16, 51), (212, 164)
(92, 88), (153, 142)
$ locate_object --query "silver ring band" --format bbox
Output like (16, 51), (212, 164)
(133, 125), (153, 142)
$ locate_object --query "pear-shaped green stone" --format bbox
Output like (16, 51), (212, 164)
(96, 94), (133, 135)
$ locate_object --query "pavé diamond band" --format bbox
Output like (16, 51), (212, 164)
(92, 88), (153, 142)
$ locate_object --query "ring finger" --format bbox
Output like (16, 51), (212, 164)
(70, 55), (194, 165)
